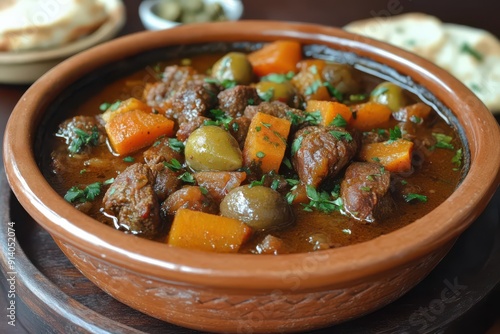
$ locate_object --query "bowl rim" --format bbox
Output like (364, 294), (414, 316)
(4, 20), (500, 292)
(0, 0), (126, 64)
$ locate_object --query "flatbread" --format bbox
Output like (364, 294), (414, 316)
(0, 0), (108, 51)
(345, 13), (500, 113)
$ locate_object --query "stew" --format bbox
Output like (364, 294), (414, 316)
(42, 41), (464, 254)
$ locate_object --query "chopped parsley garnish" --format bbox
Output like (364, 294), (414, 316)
(401, 180), (408, 185)
(387, 126), (402, 143)
(99, 100), (121, 112)
(261, 71), (295, 83)
(460, 42), (484, 62)
(410, 115), (423, 124)
(199, 186), (208, 195)
(304, 80), (322, 95)
(249, 175), (266, 188)
(372, 157), (381, 163)
(270, 179), (280, 190)
(432, 133), (454, 150)
(204, 77), (237, 89)
(232, 122), (239, 132)
(282, 157), (293, 170)
(247, 98), (255, 105)
(123, 156), (135, 163)
(178, 172), (195, 184)
(302, 185), (343, 213)
(286, 178), (300, 186)
(309, 65), (318, 74)
(370, 86), (389, 97)
(330, 114), (348, 128)
(103, 178), (115, 185)
(205, 109), (233, 129)
(360, 186), (371, 192)
(168, 138), (185, 152)
(255, 126), (262, 132)
(261, 122), (272, 128)
(452, 148), (463, 167)
(285, 192), (296, 205)
(64, 182), (102, 203)
(256, 151), (266, 158)
(259, 87), (275, 102)
(68, 126), (100, 154)
(286, 111), (321, 126)
(404, 193), (428, 203)
(366, 175), (375, 181)
(329, 130), (353, 142)
(323, 82), (344, 101)
(164, 158), (183, 171)
(291, 136), (303, 156)
(349, 94), (367, 102)
(80, 169), (86, 174)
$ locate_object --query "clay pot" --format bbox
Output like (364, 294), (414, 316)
(4, 21), (500, 333)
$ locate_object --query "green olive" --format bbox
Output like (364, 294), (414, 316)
(255, 81), (295, 103)
(220, 186), (294, 231)
(322, 63), (361, 95)
(212, 52), (253, 85)
(185, 126), (242, 171)
(370, 82), (407, 112)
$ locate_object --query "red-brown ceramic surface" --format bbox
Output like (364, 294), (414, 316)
(4, 21), (500, 333)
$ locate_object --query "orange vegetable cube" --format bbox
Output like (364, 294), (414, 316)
(243, 112), (291, 173)
(105, 110), (174, 155)
(359, 139), (414, 172)
(351, 102), (393, 131)
(167, 209), (252, 253)
(306, 100), (353, 126)
(101, 98), (150, 123)
(248, 40), (302, 77)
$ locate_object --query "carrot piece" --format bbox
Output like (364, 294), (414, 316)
(194, 171), (247, 203)
(243, 112), (291, 173)
(167, 209), (252, 253)
(101, 98), (150, 123)
(306, 100), (353, 126)
(248, 40), (302, 77)
(351, 102), (393, 131)
(291, 61), (330, 101)
(105, 110), (174, 155)
(359, 139), (414, 172)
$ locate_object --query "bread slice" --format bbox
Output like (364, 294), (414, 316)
(344, 13), (446, 59)
(434, 24), (500, 111)
(345, 13), (500, 113)
(0, 0), (108, 51)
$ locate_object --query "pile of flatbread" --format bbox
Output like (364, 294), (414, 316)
(0, 0), (108, 52)
(345, 13), (500, 113)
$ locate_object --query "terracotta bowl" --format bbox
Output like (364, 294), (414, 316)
(4, 21), (500, 333)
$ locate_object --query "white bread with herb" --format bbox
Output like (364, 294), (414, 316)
(0, 0), (108, 52)
(345, 13), (500, 113)
(344, 13), (445, 59)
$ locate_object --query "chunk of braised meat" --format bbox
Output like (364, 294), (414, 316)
(392, 102), (432, 123)
(103, 163), (160, 238)
(143, 138), (184, 201)
(228, 116), (251, 148)
(390, 176), (422, 202)
(143, 65), (198, 109)
(292, 126), (359, 187)
(176, 116), (209, 142)
(340, 162), (393, 223)
(361, 129), (388, 145)
(244, 101), (305, 123)
(170, 81), (220, 124)
(218, 85), (262, 118)
(161, 186), (219, 219)
(56, 116), (107, 154)
(254, 235), (288, 255)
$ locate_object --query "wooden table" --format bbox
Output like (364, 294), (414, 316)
(1, 0), (499, 333)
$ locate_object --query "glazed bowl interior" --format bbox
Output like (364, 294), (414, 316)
(4, 21), (500, 329)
